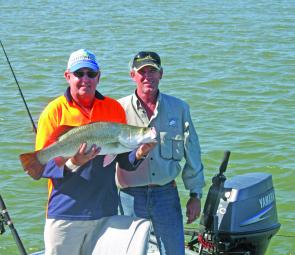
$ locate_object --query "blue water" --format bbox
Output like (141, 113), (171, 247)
(0, 1), (294, 254)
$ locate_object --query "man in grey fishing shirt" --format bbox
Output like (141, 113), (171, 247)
(116, 51), (205, 255)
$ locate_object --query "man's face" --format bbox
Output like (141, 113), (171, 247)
(131, 66), (162, 97)
(64, 67), (100, 102)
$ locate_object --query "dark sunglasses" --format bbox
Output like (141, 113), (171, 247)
(72, 70), (98, 79)
(133, 51), (161, 65)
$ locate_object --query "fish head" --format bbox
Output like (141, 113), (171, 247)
(139, 126), (157, 144)
(119, 125), (157, 148)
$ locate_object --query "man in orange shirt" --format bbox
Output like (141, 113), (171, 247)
(35, 49), (152, 255)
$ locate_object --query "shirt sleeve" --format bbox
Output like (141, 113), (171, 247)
(42, 159), (65, 178)
(35, 103), (58, 150)
(35, 103), (66, 178)
(116, 150), (143, 171)
(181, 106), (205, 194)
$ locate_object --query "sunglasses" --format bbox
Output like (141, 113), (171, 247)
(133, 51), (161, 65)
(72, 70), (99, 79)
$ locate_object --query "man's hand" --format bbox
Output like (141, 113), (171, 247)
(71, 143), (101, 166)
(135, 142), (157, 160)
(186, 197), (201, 224)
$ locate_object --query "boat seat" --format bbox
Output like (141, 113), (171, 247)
(91, 215), (151, 255)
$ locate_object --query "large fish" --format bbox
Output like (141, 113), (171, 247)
(19, 122), (157, 180)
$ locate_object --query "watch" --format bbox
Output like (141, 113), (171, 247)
(189, 192), (202, 199)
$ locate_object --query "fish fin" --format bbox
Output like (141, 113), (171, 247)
(19, 151), (45, 180)
(103, 154), (117, 167)
(49, 125), (76, 141)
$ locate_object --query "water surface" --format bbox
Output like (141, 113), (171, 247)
(0, 1), (294, 254)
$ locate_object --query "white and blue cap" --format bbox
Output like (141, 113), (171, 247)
(67, 49), (99, 72)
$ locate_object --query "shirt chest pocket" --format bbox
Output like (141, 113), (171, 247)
(160, 132), (184, 161)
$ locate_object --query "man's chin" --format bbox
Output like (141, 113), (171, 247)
(79, 88), (93, 94)
(143, 87), (157, 94)
(77, 91), (95, 99)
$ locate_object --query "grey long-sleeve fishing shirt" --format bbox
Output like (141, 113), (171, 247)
(116, 91), (205, 194)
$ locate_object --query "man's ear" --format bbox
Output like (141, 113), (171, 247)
(97, 71), (101, 82)
(159, 68), (163, 79)
(64, 70), (71, 83)
(130, 69), (135, 78)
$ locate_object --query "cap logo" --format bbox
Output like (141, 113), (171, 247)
(135, 55), (155, 62)
(71, 52), (95, 63)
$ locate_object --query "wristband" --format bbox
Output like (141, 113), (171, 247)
(65, 158), (80, 172)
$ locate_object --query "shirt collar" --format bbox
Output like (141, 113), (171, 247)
(64, 87), (104, 103)
(133, 89), (161, 109)
(132, 90), (161, 122)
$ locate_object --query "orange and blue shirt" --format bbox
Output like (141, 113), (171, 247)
(36, 88), (137, 220)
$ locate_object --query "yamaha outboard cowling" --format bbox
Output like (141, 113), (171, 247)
(215, 172), (280, 254)
(197, 151), (280, 255)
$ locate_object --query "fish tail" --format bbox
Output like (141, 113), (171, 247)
(19, 151), (44, 180)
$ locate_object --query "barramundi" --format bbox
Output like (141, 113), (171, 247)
(19, 122), (157, 180)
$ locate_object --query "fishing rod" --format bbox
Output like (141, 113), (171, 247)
(0, 40), (37, 134)
(0, 194), (28, 255)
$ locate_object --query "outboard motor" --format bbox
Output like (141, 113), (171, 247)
(192, 151), (280, 255)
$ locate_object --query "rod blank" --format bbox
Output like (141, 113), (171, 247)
(0, 40), (37, 134)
